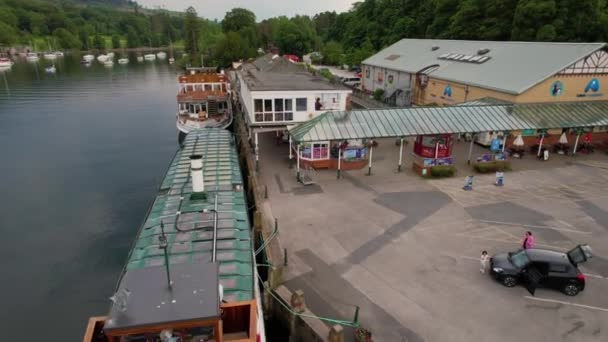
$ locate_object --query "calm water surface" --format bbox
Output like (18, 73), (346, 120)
(0, 54), (179, 340)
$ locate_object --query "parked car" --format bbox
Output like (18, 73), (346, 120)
(490, 245), (592, 296)
(342, 76), (361, 88)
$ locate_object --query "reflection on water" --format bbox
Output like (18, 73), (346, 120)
(0, 52), (179, 341)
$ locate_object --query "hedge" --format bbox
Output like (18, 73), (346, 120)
(429, 165), (457, 178)
(473, 161), (512, 173)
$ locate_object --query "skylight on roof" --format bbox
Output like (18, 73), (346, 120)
(438, 52), (491, 64)
(385, 54), (401, 61)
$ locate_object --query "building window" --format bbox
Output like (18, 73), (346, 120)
(254, 99), (263, 112)
(300, 142), (329, 160)
(285, 99), (293, 111)
(264, 99), (273, 112)
(296, 98), (307, 111)
(275, 113), (284, 121)
(204, 84), (212, 91)
(274, 98), (283, 112)
(285, 112), (293, 121)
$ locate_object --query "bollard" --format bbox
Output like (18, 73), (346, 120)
(284, 248), (288, 266)
(264, 185), (268, 199)
(495, 171), (504, 186)
(463, 175), (474, 191)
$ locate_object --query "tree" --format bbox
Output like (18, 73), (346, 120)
(512, 0), (557, 40)
(79, 30), (90, 50)
(0, 21), (18, 45)
(111, 34), (121, 49)
(184, 6), (200, 59)
(93, 33), (105, 50)
(126, 26), (140, 48)
(214, 31), (247, 66)
(221, 8), (256, 33)
(53, 28), (80, 49)
(321, 41), (343, 65)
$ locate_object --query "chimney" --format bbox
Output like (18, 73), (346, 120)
(190, 155), (205, 195)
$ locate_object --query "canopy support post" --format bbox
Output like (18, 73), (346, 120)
(367, 145), (373, 176)
(337, 148), (342, 179)
(398, 138), (404, 172)
(289, 135), (293, 168)
(573, 133), (580, 155)
(537, 133), (545, 157)
(502, 133), (507, 153)
(255, 131), (259, 172)
(467, 137), (474, 165)
(296, 144), (301, 182)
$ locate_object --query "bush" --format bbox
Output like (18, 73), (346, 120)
(373, 88), (385, 101)
(473, 161), (512, 173)
(429, 165), (456, 178)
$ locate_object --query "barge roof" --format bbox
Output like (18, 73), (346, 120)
(120, 128), (253, 303)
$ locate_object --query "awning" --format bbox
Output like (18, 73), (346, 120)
(289, 101), (608, 142)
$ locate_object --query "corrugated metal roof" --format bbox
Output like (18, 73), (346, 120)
(122, 129), (254, 303)
(362, 39), (605, 94)
(289, 102), (608, 142)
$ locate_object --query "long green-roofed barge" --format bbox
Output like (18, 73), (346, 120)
(84, 129), (266, 342)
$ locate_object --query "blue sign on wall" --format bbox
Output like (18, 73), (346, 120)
(443, 84), (452, 97)
(585, 78), (600, 93)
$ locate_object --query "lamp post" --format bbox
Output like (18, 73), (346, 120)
(159, 222), (172, 289)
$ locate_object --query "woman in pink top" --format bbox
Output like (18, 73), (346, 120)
(522, 231), (535, 249)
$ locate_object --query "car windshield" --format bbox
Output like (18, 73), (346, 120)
(509, 250), (530, 268)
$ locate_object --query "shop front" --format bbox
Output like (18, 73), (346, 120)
(412, 134), (455, 176)
(293, 140), (369, 170)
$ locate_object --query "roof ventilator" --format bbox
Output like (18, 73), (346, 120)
(190, 155), (207, 201)
(477, 48), (490, 55)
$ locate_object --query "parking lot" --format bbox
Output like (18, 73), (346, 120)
(256, 134), (608, 341)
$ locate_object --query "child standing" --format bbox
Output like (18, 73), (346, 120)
(480, 250), (490, 274)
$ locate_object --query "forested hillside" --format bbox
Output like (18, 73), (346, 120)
(2, 0), (608, 67)
(0, 0), (204, 50)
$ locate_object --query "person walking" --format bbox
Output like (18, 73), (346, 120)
(522, 231), (535, 249)
(480, 250), (490, 274)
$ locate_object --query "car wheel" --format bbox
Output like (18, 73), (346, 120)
(563, 283), (580, 296)
(501, 275), (517, 287)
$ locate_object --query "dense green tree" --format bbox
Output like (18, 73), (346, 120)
(512, 0), (557, 40)
(53, 28), (80, 49)
(184, 6), (200, 58)
(79, 30), (90, 50)
(126, 26), (140, 48)
(93, 33), (105, 50)
(111, 34), (121, 49)
(0, 20), (18, 45)
(221, 8), (256, 33)
(321, 41), (343, 65)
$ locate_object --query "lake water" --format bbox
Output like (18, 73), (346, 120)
(0, 53), (179, 340)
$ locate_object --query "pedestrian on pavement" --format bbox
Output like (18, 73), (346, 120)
(480, 250), (490, 274)
(522, 231), (535, 249)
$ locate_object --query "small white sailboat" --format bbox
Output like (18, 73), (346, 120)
(43, 52), (57, 60)
(26, 52), (39, 62)
(83, 54), (95, 62)
(156, 51), (167, 59)
(137, 55), (144, 62)
(54, 51), (64, 57)
(97, 54), (108, 62)
(144, 53), (156, 61)
(0, 56), (13, 68)
(118, 58), (129, 65)
(107, 52), (115, 58)
(104, 60), (114, 67)
(45, 64), (56, 73)
(169, 57), (175, 64)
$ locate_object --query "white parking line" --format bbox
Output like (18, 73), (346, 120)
(583, 273), (608, 280)
(477, 219), (592, 234)
(524, 296), (608, 312)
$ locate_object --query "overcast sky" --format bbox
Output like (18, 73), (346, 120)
(136, 0), (356, 21)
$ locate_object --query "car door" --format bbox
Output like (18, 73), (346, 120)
(521, 262), (548, 295)
(567, 244), (593, 266)
(546, 263), (570, 290)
